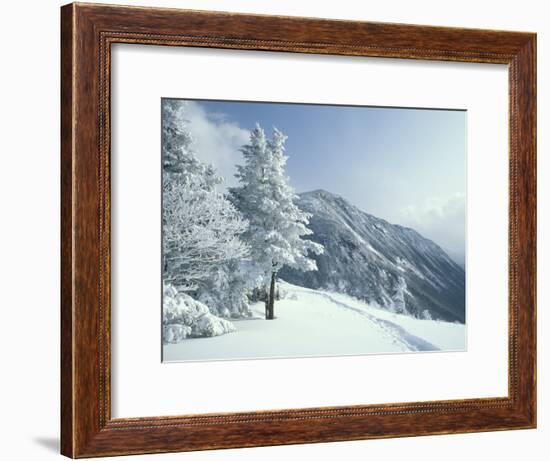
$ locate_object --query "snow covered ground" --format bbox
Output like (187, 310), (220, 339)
(163, 281), (466, 362)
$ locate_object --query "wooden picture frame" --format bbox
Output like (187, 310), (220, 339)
(61, 2), (536, 458)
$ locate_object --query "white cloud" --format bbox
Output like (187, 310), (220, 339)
(185, 101), (250, 189)
(399, 193), (465, 265)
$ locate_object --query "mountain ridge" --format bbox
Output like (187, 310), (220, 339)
(279, 189), (466, 323)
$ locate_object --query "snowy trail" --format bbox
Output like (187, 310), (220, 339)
(289, 286), (439, 352)
(163, 282), (465, 362)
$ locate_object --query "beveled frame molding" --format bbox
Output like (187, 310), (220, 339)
(61, 2), (536, 458)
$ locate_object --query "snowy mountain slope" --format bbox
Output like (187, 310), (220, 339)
(279, 190), (465, 323)
(162, 281), (465, 362)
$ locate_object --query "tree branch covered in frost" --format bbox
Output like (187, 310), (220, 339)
(163, 177), (249, 290)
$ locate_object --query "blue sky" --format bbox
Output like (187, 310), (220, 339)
(177, 99), (466, 265)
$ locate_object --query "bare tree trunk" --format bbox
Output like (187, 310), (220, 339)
(266, 272), (276, 320)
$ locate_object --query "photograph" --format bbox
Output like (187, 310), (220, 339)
(161, 98), (466, 362)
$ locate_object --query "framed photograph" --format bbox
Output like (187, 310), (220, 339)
(61, 2), (536, 458)
(160, 99), (467, 363)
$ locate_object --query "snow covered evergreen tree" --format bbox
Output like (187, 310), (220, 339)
(391, 276), (408, 314)
(162, 100), (249, 293)
(197, 259), (256, 318)
(230, 124), (323, 319)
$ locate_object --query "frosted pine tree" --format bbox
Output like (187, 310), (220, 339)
(230, 124), (323, 319)
(391, 276), (408, 314)
(162, 100), (249, 292)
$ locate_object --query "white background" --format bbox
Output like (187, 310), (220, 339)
(112, 46), (508, 417)
(0, 0), (546, 460)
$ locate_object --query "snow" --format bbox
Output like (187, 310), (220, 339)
(162, 283), (236, 343)
(366, 243), (384, 259)
(163, 324), (192, 343)
(163, 281), (465, 362)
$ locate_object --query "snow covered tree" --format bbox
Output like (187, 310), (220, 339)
(230, 124), (323, 319)
(391, 276), (408, 314)
(197, 259), (257, 318)
(163, 178), (249, 290)
(162, 100), (249, 292)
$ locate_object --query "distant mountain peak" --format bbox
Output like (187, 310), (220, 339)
(301, 189), (352, 203)
(301, 188), (337, 197)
